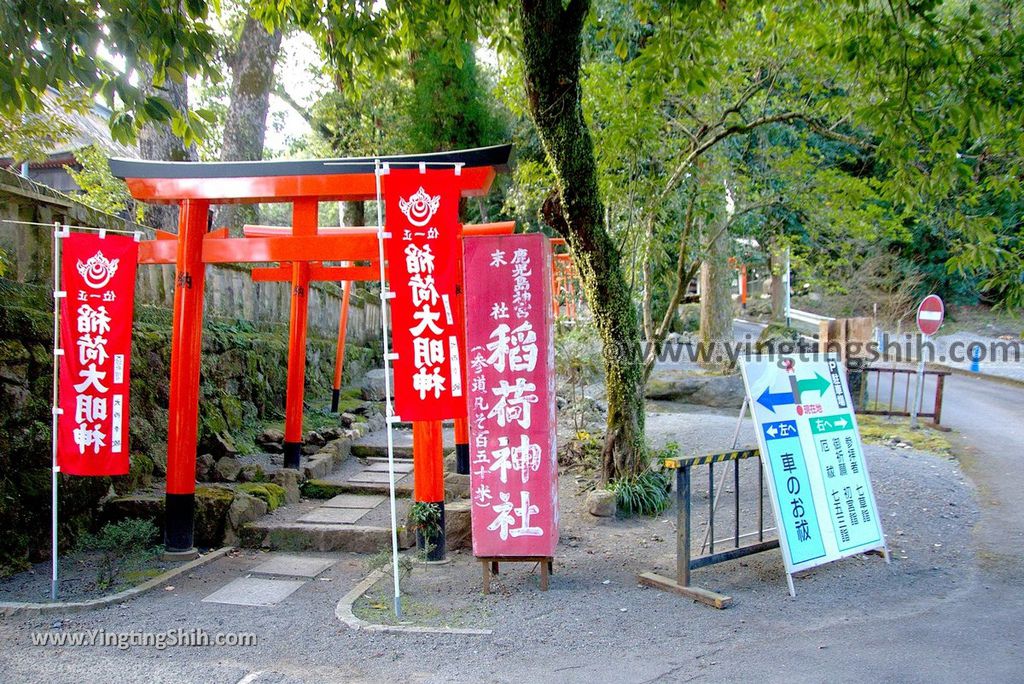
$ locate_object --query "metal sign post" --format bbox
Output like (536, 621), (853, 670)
(912, 295), (944, 428)
(50, 221), (68, 601)
(374, 160), (403, 619)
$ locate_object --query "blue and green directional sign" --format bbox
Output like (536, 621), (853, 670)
(761, 420), (825, 565)
(741, 353), (886, 583)
(809, 414), (883, 552)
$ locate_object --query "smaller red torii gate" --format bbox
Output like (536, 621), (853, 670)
(239, 221), (515, 480)
(112, 146), (512, 554)
(550, 238), (580, 320)
(242, 221), (514, 421)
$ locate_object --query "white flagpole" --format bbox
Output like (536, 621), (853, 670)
(374, 160), (403, 619)
(50, 222), (67, 601)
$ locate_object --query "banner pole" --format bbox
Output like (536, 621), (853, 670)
(50, 221), (65, 601)
(375, 159), (403, 619)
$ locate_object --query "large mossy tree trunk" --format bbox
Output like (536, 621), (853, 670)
(341, 201), (365, 227)
(520, 0), (646, 481)
(216, 17), (283, 232)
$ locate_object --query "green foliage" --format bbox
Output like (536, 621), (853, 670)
(0, 89), (88, 161)
(651, 441), (680, 467)
(366, 545), (414, 580)
(402, 44), (508, 153)
(606, 470), (670, 517)
(300, 479), (345, 499)
(408, 501), (443, 539)
(65, 145), (141, 221)
(0, 0), (220, 144)
(78, 518), (160, 555)
(253, 2), (511, 99)
(76, 518), (160, 590)
(584, 0), (1024, 314)
(755, 323), (803, 354)
(554, 321), (604, 433)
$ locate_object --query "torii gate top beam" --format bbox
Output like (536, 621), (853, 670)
(109, 144), (512, 205)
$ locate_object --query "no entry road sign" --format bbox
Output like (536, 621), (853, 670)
(916, 294), (945, 336)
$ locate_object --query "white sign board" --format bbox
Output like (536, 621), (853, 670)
(740, 353), (886, 585)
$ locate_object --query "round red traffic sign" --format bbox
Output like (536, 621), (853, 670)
(916, 294), (944, 336)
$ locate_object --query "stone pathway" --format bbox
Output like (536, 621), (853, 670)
(240, 429), (425, 552)
(201, 554), (337, 607)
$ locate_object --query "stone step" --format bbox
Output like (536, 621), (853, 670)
(351, 443), (414, 459)
(351, 443), (456, 460)
(238, 521), (414, 553)
(301, 478), (414, 499)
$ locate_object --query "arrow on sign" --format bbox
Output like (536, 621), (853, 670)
(757, 387), (796, 414)
(766, 424), (779, 438)
(797, 372), (830, 399)
(834, 417), (849, 428)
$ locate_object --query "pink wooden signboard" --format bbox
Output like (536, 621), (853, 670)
(463, 233), (559, 557)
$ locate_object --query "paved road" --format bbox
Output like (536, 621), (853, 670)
(939, 374), (1024, 565)
(700, 370), (1024, 683)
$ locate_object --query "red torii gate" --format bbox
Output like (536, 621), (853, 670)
(111, 146), (512, 555)
(240, 221), (515, 482)
(550, 238), (580, 319)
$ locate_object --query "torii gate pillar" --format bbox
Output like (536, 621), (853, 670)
(283, 199), (317, 468)
(165, 199), (209, 555)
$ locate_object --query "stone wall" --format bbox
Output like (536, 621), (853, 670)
(0, 216), (383, 343)
(0, 279), (380, 574)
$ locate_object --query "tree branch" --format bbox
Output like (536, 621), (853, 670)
(272, 83), (315, 128)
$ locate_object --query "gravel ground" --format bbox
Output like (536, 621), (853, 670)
(0, 405), (996, 683)
(0, 550), (190, 604)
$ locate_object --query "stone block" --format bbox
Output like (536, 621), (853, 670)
(586, 489), (617, 517)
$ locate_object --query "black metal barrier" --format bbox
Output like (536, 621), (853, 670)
(638, 447), (778, 608)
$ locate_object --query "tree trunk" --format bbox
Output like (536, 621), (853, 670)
(770, 242), (786, 322)
(215, 17), (283, 232)
(520, 0), (646, 481)
(138, 72), (195, 231)
(341, 201), (365, 227)
(698, 220), (733, 369)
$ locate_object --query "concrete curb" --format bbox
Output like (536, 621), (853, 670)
(0, 546), (234, 617)
(335, 567), (492, 635)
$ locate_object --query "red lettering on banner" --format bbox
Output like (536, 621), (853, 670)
(384, 169), (467, 420)
(464, 234), (558, 557)
(57, 233), (138, 476)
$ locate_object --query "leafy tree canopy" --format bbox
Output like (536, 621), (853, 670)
(1, 0), (220, 145)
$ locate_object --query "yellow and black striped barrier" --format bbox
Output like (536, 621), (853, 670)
(663, 448), (760, 470)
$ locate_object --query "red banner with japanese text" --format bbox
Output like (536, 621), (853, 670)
(57, 232), (138, 476)
(384, 168), (467, 421)
(464, 234), (558, 557)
